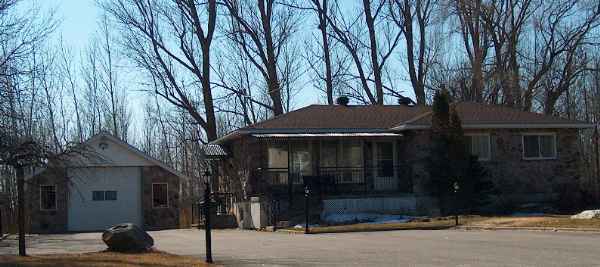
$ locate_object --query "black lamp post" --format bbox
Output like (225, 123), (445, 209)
(453, 181), (460, 226)
(203, 168), (213, 263)
(304, 185), (310, 234)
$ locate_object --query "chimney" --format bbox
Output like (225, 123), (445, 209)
(336, 96), (349, 106)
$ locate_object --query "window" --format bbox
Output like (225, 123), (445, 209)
(93, 190), (118, 201)
(375, 142), (394, 177)
(466, 134), (491, 161)
(267, 143), (288, 169)
(105, 191), (117, 201)
(339, 141), (362, 168)
(92, 191), (105, 201)
(291, 142), (313, 176)
(523, 134), (556, 159)
(320, 141), (337, 168)
(152, 183), (169, 208)
(40, 185), (56, 210)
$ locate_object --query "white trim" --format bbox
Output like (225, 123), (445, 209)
(151, 183), (169, 208)
(465, 133), (492, 161)
(39, 185), (57, 211)
(521, 132), (558, 160)
(393, 123), (594, 131)
(253, 133), (402, 138)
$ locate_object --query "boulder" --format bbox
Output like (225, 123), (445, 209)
(570, 210), (600, 219)
(102, 223), (154, 252)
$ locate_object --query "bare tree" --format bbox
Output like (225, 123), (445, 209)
(388, 0), (438, 105)
(102, 0), (218, 142)
(453, 0), (488, 102)
(222, 0), (300, 115)
(325, 0), (402, 104)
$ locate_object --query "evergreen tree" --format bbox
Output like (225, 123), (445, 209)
(426, 89), (495, 214)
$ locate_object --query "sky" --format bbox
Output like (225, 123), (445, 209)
(42, 0), (99, 53)
(31, 0), (416, 139)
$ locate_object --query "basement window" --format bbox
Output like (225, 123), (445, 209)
(152, 183), (169, 208)
(40, 185), (57, 211)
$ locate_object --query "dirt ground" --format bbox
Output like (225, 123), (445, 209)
(0, 251), (209, 267)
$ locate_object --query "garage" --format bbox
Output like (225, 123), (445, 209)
(67, 167), (143, 232)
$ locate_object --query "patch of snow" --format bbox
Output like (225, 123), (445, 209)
(321, 212), (411, 224)
(571, 210), (600, 219)
(293, 224), (320, 229)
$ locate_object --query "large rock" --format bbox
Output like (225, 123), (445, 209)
(102, 223), (154, 252)
(571, 210), (600, 219)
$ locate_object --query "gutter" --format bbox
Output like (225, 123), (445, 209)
(392, 123), (595, 131)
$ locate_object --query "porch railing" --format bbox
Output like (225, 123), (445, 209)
(256, 165), (412, 195)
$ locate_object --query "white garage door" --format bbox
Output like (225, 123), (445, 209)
(68, 167), (142, 232)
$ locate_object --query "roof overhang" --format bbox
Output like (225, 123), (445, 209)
(392, 123), (595, 131)
(251, 133), (402, 138)
(200, 144), (229, 160)
(212, 128), (394, 144)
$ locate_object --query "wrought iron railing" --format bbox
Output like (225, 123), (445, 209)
(257, 165), (413, 194)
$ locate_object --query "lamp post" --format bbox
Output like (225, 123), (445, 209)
(304, 185), (310, 234)
(453, 181), (460, 226)
(203, 168), (213, 264)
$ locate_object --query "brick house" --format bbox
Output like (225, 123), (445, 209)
(27, 132), (188, 233)
(213, 102), (592, 222)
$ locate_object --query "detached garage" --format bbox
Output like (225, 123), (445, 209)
(27, 132), (188, 233)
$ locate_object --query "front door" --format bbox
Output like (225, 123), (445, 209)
(373, 141), (398, 191)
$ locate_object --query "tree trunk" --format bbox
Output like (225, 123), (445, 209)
(202, 45), (217, 141)
(318, 0), (334, 105)
(17, 166), (26, 256)
(363, 0), (384, 105)
(259, 0), (284, 115)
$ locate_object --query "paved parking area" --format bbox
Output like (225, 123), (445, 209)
(1, 229), (600, 266)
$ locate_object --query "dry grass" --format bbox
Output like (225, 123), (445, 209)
(467, 215), (600, 229)
(300, 216), (471, 234)
(291, 215), (600, 234)
(0, 251), (211, 267)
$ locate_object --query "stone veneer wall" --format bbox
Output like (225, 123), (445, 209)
(141, 166), (181, 230)
(28, 168), (68, 234)
(400, 128), (582, 204)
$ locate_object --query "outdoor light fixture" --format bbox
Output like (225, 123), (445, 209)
(453, 181), (460, 226)
(304, 185), (311, 234)
(202, 167), (213, 263)
(98, 142), (109, 150)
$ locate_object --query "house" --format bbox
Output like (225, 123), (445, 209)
(27, 132), (188, 233)
(212, 101), (592, 224)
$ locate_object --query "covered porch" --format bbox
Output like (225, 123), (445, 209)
(252, 133), (414, 197)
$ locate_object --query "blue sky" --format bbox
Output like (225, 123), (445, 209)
(43, 0), (99, 52)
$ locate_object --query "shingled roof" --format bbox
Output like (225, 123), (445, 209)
(393, 102), (591, 130)
(213, 102), (592, 144)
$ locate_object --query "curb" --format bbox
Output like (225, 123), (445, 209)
(458, 225), (600, 233)
(276, 229), (310, 235)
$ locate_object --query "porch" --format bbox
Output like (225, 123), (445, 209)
(251, 136), (414, 197)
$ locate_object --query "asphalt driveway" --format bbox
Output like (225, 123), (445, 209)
(1, 229), (599, 266)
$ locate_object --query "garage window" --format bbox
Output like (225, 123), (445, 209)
(105, 190), (117, 200)
(152, 183), (168, 208)
(92, 191), (105, 201)
(92, 190), (118, 201)
(40, 185), (57, 210)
